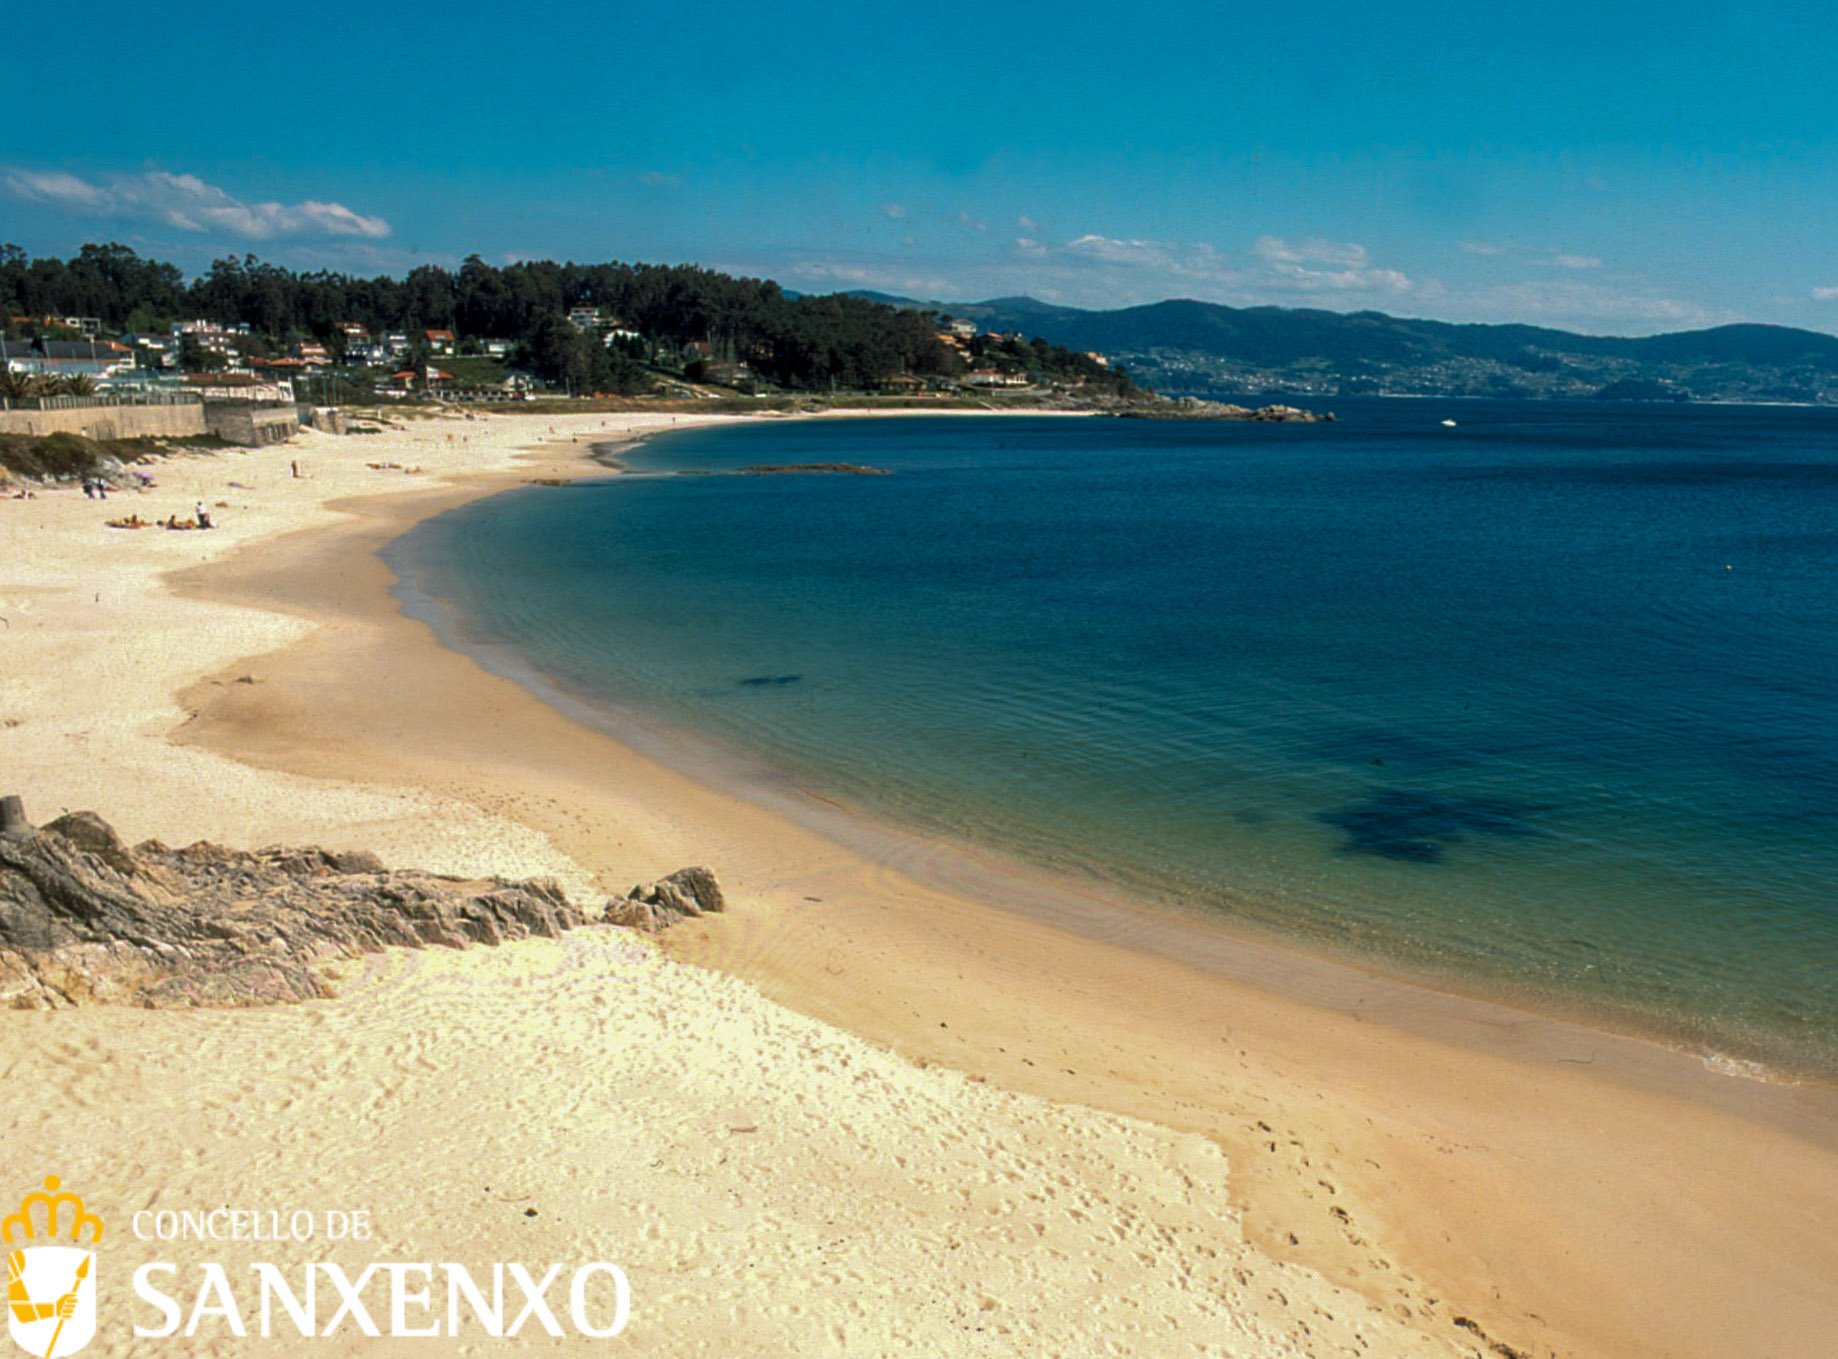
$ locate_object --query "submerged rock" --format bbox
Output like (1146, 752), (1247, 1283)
(1316, 788), (1548, 863)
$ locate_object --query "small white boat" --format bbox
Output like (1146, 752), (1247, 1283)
(1440, 419), (1458, 427)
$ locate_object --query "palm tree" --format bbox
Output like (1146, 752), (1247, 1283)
(57, 374), (97, 397)
(0, 368), (45, 402)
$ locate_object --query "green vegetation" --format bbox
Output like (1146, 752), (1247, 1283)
(0, 244), (1147, 400)
(940, 297), (1838, 402)
(0, 369), (96, 400)
(432, 354), (513, 387)
(961, 333), (1139, 397)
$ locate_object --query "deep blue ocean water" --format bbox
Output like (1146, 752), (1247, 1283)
(391, 401), (1838, 1073)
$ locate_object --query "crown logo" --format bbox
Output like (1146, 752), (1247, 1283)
(7, 1177), (102, 1357)
(1, 1180), (103, 1248)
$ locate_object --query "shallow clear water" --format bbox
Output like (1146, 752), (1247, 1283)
(391, 401), (1838, 1073)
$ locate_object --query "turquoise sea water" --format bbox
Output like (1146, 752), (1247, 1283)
(389, 402), (1838, 1074)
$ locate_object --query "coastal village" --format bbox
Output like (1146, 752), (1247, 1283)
(1, 296), (1118, 421)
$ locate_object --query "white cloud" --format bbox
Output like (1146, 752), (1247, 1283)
(1017, 215), (1041, 233)
(788, 260), (955, 297)
(3, 169), (108, 210)
(1439, 278), (1727, 331)
(1812, 286), (1838, 302)
(639, 170), (683, 188)
(1064, 233), (1179, 266)
(2, 166), (390, 239)
(880, 202), (909, 220)
(748, 231), (1703, 332)
(1251, 236), (1411, 293)
(1253, 236), (1371, 268)
(1462, 241), (1602, 271)
(975, 231), (1417, 307)
(953, 210), (989, 233)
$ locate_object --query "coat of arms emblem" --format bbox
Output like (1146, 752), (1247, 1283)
(4, 1177), (103, 1358)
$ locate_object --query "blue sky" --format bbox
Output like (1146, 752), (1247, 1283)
(5, 0), (1837, 335)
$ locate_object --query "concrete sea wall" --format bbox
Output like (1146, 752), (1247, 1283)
(0, 401), (208, 440)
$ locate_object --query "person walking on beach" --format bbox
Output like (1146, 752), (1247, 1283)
(195, 501), (212, 529)
(82, 479), (95, 499)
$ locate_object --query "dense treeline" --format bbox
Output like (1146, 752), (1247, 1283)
(0, 243), (980, 392)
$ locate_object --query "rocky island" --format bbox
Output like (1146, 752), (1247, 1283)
(1114, 396), (1333, 421)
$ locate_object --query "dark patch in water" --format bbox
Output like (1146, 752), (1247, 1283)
(738, 674), (804, 688)
(1308, 727), (1477, 772)
(1317, 788), (1548, 863)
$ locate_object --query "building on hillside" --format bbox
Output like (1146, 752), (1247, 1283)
(336, 323), (374, 362)
(704, 360), (755, 392)
(170, 320), (248, 359)
(28, 316), (104, 337)
(965, 368), (1030, 388)
(946, 318), (978, 338)
(15, 315), (103, 337)
(296, 342), (330, 367)
(482, 338), (514, 357)
(567, 306), (602, 330)
(423, 329), (456, 355)
(0, 339), (37, 374)
(120, 332), (177, 367)
(0, 338), (135, 380)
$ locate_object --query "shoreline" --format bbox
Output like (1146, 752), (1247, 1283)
(414, 420), (1833, 1089)
(9, 407), (1838, 1357)
(390, 458), (1835, 1096)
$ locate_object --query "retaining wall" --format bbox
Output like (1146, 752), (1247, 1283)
(0, 403), (208, 440)
(203, 402), (299, 446)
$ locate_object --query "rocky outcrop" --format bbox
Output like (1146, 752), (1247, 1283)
(1115, 397), (1333, 422)
(0, 802), (724, 1010)
(605, 866), (726, 932)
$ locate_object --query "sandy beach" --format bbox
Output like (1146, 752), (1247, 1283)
(5, 408), (1838, 1358)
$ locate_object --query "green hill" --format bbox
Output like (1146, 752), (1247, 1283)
(851, 292), (1838, 403)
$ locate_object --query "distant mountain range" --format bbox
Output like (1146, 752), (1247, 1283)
(847, 291), (1838, 403)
